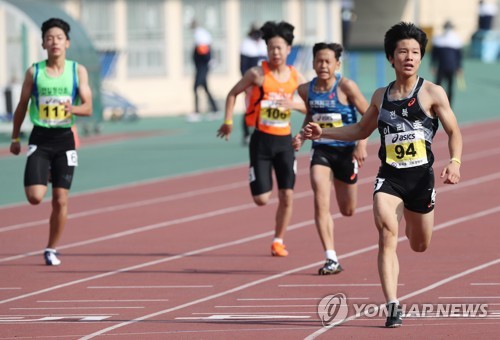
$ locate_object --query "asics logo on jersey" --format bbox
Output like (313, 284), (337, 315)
(392, 133), (415, 143)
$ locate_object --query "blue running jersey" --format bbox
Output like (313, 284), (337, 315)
(308, 74), (358, 148)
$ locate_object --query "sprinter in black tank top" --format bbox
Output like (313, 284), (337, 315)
(301, 22), (463, 328)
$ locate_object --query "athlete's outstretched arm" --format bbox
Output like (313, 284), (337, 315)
(10, 67), (34, 155)
(430, 84), (462, 184)
(217, 67), (260, 141)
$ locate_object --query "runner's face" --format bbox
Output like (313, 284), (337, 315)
(313, 49), (340, 80)
(389, 38), (421, 76)
(266, 37), (291, 67)
(42, 27), (70, 57)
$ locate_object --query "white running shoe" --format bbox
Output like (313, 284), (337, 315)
(44, 249), (61, 266)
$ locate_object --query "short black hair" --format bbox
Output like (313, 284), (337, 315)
(384, 22), (427, 60)
(41, 18), (71, 40)
(313, 42), (343, 59)
(260, 21), (295, 45)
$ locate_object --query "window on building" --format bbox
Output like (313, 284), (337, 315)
(239, 0), (284, 40)
(182, 0), (226, 74)
(81, 0), (117, 78)
(302, 0), (318, 42)
(126, 0), (166, 77)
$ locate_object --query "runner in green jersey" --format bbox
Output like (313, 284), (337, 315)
(10, 18), (93, 266)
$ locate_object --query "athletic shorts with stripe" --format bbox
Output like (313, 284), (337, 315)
(373, 165), (436, 214)
(310, 144), (358, 184)
(24, 126), (77, 189)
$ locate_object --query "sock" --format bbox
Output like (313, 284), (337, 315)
(325, 250), (337, 262)
(273, 238), (283, 244)
(45, 248), (56, 253)
(387, 299), (400, 306)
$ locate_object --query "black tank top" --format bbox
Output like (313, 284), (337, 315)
(377, 77), (439, 170)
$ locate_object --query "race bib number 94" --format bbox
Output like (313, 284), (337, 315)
(385, 130), (427, 168)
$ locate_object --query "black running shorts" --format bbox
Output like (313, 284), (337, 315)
(248, 130), (296, 196)
(24, 126), (77, 189)
(373, 165), (436, 213)
(310, 144), (358, 184)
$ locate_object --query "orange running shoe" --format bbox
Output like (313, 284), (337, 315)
(271, 242), (289, 257)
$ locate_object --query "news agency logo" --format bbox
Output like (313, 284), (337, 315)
(317, 294), (489, 327)
(317, 293), (348, 326)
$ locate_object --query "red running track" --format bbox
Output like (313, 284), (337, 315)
(0, 120), (499, 339)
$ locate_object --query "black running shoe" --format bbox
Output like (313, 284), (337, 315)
(318, 259), (343, 275)
(385, 303), (403, 328)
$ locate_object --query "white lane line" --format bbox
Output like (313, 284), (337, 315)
(0, 188), (323, 264)
(470, 283), (500, 286)
(1, 185), (499, 307)
(0, 181), (249, 233)
(87, 285), (212, 289)
(237, 297), (369, 301)
(305, 257), (500, 339)
(278, 284), (403, 287)
(11, 307), (144, 310)
(176, 314), (311, 320)
(0, 287), (21, 290)
(214, 305), (320, 308)
(439, 296), (500, 299)
(192, 312), (320, 314)
(2, 133), (498, 233)
(37, 299), (169, 303)
(0, 118), (493, 211)
(78, 205), (500, 339)
(0, 313), (119, 317)
(3, 166), (499, 265)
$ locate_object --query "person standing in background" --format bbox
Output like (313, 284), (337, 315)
(187, 19), (219, 123)
(10, 18), (93, 266)
(240, 23), (267, 145)
(478, 0), (498, 30)
(341, 0), (357, 51)
(431, 20), (463, 106)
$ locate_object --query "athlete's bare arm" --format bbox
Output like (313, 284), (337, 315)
(217, 67), (263, 140)
(421, 82), (462, 184)
(68, 65), (93, 117)
(292, 82), (312, 151)
(341, 78), (370, 166)
(10, 67), (34, 155)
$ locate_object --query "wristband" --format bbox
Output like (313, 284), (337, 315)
(450, 158), (461, 165)
(224, 120), (233, 125)
(11, 137), (20, 143)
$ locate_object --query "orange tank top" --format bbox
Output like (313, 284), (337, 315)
(252, 61), (299, 136)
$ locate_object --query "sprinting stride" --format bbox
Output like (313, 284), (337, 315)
(302, 22), (462, 327)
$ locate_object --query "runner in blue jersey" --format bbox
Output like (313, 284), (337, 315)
(293, 42), (368, 275)
(302, 22), (462, 328)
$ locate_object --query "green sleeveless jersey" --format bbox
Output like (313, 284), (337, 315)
(29, 60), (80, 128)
